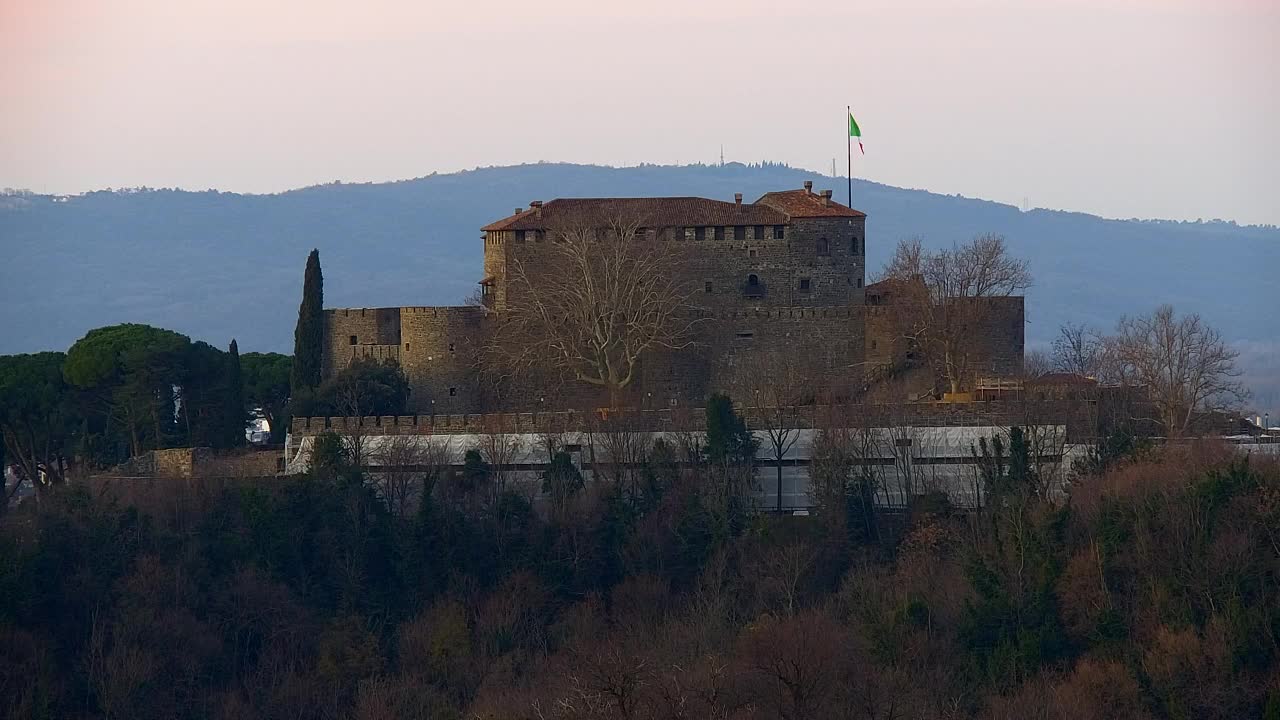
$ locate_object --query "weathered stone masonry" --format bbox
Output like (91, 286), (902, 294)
(319, 182), (1022, 413)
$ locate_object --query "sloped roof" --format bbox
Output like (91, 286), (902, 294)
(755, 189), (867, 218)
(482, 197), (788, 232)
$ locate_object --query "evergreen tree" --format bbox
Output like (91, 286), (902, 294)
(224, 339), (245, 447)
(704, 393), (757, 464)
(291, 249), (324, 395)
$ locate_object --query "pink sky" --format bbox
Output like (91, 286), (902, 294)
(2, 0), (1277, 224)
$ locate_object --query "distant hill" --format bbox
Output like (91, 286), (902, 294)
(3, 162), (1277, 413)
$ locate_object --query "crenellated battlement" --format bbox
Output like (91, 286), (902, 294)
(289, 399), (1091, 441)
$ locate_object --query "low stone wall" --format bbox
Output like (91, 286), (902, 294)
(110, 447), (282, 479)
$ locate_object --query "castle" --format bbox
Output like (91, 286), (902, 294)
(320, 181), (1025, 413)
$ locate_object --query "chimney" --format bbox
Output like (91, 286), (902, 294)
(514, 208), (522, 216)
(803, 180), (813, 194)
(820, 189), (832, 206)
(530, 200), (543, 218)
(734, 192), (743, 206)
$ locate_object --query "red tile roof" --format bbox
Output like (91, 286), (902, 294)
(755, 189), (866, 218)
(482, 196), (789, 232)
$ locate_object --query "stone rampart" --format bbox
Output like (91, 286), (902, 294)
(290, 398), (1094, 442)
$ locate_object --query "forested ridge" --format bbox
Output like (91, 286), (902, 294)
(2, 420), (1277, 719)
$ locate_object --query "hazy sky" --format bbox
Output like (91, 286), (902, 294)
(2, 0), (1277, 224)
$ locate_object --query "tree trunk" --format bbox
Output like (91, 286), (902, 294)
(776, 460), (784, 512)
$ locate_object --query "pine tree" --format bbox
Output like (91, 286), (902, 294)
(291, 249), (324, 395)
(225, 339), (245, 447)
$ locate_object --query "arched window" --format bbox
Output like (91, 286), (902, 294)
(748, 274), (759, 286)
(817, 238), (830, 256)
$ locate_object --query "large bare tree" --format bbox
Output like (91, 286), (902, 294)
(878, 234), (1032, 394)
(488, 218), (701, 407)
(1105, 305), (1247, 436)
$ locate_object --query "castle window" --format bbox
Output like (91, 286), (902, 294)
(515, 230), (526, 243)
(799, 277), (811, 292)
(850, 236), (859, 254)
(748, 274), (759, 286)
(535, 230), (544, 242)
(817, 238), (831, 256)
(448, 387), (457, 397)
(448, 342), (455, 353)
(748, 249), (756, 258)
(734, 226), (746, 241)
(857, 278), (863, 288)
(871, 340), (878, 350)
(773, 225), (785, 239)
(744, 274), (764, 297)
(705, 281), (713, 293)
(754, 225), (765, 240)
(694, 226), (706, 241)
(405, 342), (410, 351)
(736, 331), (754, 339)
(715, 226), (726, 241)
(349, 335), (358, 345)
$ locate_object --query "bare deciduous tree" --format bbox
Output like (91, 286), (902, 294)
(487, 217), (702, 407)
(1023, 349), (1052, 380)
(737, 345), (819, 512)
(593, 411), (653, 500)
(1052, 322), (1106, 378)
(372, 435), (453, 518)
(1106, 305), (1248, 436)
(475, 415), (526, 505)
(879, 234), (1032, 394)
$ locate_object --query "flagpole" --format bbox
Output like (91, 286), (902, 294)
(846, 105), (852, 207)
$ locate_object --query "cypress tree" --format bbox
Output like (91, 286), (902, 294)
(291, 249), (324, 394)
(225, 339), (245, 447)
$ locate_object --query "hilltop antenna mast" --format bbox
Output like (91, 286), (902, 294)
(720, 145), (725, 167)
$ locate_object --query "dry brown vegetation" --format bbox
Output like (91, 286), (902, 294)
(1, 433), (1277, 719)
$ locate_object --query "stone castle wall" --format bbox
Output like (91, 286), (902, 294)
(318, 191), (1023, 414)
(322, 306), (485, 413)
(289, 398), (1094, 443)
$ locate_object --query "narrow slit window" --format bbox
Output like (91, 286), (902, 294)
(817, 238), (831, 256)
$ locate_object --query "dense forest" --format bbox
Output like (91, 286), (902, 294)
(1, 406), (1276, 719)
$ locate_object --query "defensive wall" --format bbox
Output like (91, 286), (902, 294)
(323, 304), (870, 414)
(289, 398), (1093, 443)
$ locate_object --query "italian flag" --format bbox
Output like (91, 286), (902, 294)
(849, 111), (864, 154)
